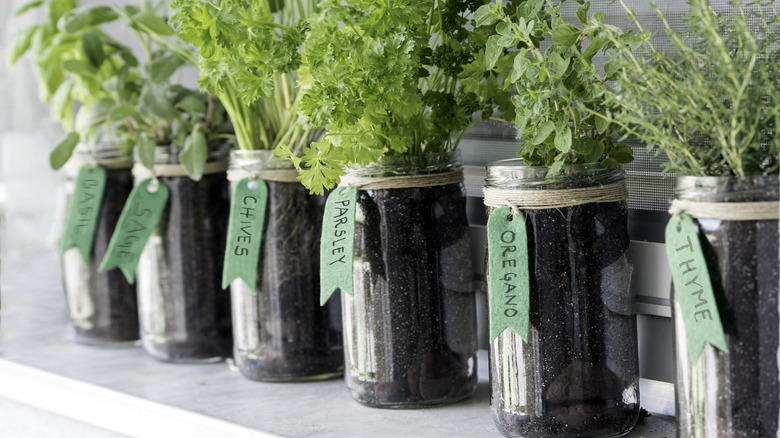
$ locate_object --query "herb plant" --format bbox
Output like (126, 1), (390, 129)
(168, 0), (317, 155)
(602, 0), (780, 178)
(279, 0), (510, 195)
(8, 0), (141, 168)
(474, 0), (635, 175)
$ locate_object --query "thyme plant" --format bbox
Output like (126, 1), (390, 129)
(604, 0), (780, 177)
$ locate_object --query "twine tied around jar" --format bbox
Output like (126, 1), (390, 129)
(132, 161), (229, 186)
(226, 167), (301, 183)
(338, 170), (464, 193)
(668, 199), (780, 221)
(482, 182), (628, 213)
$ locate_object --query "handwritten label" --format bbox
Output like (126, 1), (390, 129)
(99, 178), (169, 284)
(222, 178), (268, 291)
(487, 206), (530, 341)
(665, 214), (728, 363)
(60, 165), (107, 263)
(320, 186), (357, 305)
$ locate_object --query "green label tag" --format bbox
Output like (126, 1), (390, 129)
(60, 165), (107, 263)
(487, 206), (530, 341)
(320, 186), (357, 305)
(665, 214), (729, 363)
(99, 178), (169, 284)
(222, 178), (269, 291)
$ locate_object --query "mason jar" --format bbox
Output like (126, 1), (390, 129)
(484, 159), (640, 438)
(340, 151), (478, 408)
(136, 144), (232, 362)
(673, 175), (780, 438)
(61, 145), (139, 346)
(228, 150), (343, 381)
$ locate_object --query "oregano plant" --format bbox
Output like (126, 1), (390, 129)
(474, 0), (635, 175)
(277, 0), (510, 195)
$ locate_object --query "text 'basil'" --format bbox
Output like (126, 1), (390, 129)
(99, 178), (169, 283)
(222, 178), (268, 292)
(487, 206), (530, 341)
(320, 186), (357, 305)
(60, 165), (107, 263)
(665, 214), (728, 363)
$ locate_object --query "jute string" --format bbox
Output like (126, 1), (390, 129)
(483, 182), (628, 210)
(669, 199), (780, 221)
(132, 162), (228, 179)
(339, 170), (464, 190)
(226, 168), (300, 183)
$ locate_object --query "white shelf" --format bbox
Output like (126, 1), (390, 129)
(0, 249), (676, 438)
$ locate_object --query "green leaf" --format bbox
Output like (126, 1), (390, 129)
(486, 35), (502, 70)
(175, 95), (206, 114)
(81, 31), (104, 68)
(75, 98), (114, 132)
(551, 23), (580, 47)
(548, 52), (570, 77)
(51, 82), (75, 130)
(531, 120), (555, 145)
(474, 4), (501, 27)
(7, 25), (38, 66)
(268, 0), (285, 13)
(50, 132), (80, 170)
(604, 59), (620, 79)
(139, 84), (175, 120)
(180, 132), (208, 181)
(62, 59), (97, 76)
(595, 112), (610, 134)
(137, 135), (156, 170)
(582, 36), (605, 62)
(554, 126), (572, 153)
(576, 3), (590, 25)
(131, 11), (175, 36)
(150, 54), (184, 83)
(107, 105), (139, 122)
(13, 1), (44, 17)
(63, 6), (119, 33)
(510, 50), (530, 83)
(548, 156), (565, 176)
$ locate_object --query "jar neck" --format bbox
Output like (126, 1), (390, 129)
(345, 151), (462, 179)
(675, 175), (780, 203)
(485, 159), (624, 190)
(150, 144), (229, 165)
(228, 149), (292, 171)
(74, 143), (132, 161)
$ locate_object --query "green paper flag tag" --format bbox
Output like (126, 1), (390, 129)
(665, 214), (729, 363)
(487, 206), (530, 342)
(99, 178), (169, 283)
(320, 186), (357, 305)
(222, 178), (268, 291)
(60, 165), (107, 263)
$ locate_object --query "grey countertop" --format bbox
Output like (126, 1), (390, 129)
(0, 248), (676, 438)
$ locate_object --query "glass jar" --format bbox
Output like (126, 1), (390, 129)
(342, 151), (478, 408)
(673, 175), (780, 437)
(228, 150), (343, 381)
(485, 160), (640, 438)
(136, 145), (232, 362)
(61, 145), (139, 346)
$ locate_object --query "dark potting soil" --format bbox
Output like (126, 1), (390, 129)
(141, 170), (233, 361)
(344, 182), (478, 407)
(689, 218), (780, 437)
(492, 200), (639, 437)
(234, 181), (343, 381)
(67, 167), (139, 344)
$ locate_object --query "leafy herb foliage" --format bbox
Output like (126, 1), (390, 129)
(474, 0), (634, 175)
(603, 0), (780, 178)
(169, 0), (319, 154)
(9, 0), (230, 179)
(278, 0), (507, 195)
